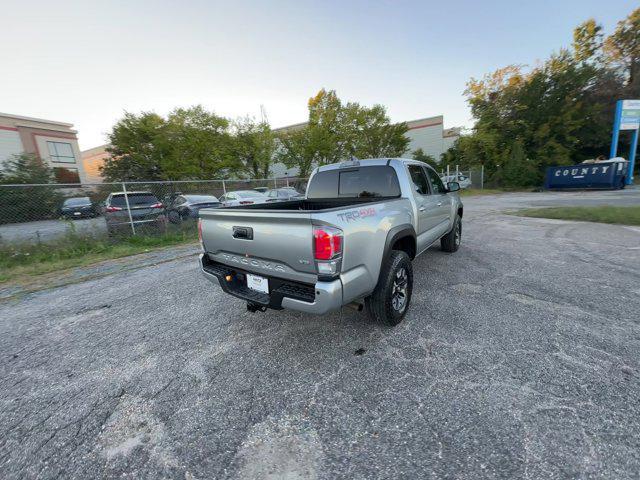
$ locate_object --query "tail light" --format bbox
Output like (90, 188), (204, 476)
(313, 226), (343, 260)
(105, 206), (122, 212)
(313, 226), (343, 278)
(150, 202), (164, 209)
(239, 200), (254, 205)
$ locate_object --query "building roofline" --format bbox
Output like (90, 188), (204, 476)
(0, 112), (74, 128)
(81, 144), (110, 155)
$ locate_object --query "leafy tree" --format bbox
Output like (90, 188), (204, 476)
(101, 111), (168, 181)
(342, 102), (410, 158)
(277, 89), (410, 175)
(573, 19), (603, 63)
(449, 7), (640, 187)
(604, 7), (640, 89)
(101, 106), (237, 181)
(411, 148), (439, 169)
(0, 154), (63, 224)
(164, 106), (235, 179)
(232, 117), (276, 178)
(276, 125), (326, 178)
(0, 153), (55, 184)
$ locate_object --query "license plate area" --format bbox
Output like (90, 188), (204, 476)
(246, 273), (269, 294)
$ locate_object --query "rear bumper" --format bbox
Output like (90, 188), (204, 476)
(199, 253), (343, 315)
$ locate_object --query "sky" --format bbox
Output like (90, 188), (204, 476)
(1, 0), (637, 150)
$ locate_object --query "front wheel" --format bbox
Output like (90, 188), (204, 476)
(365, 250), (413, 326)
(441, 214), (461, 252)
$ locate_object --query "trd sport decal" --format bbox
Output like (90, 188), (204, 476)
(337, 207), (376, 222)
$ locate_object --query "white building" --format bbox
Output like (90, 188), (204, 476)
(0, 112), (87, 183)
(271, 114), (460, 177)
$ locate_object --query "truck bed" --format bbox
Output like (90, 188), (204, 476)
(226, 197), (399, 212)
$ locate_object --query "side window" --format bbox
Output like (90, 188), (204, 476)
(279, 191), (288, 198)
(227, 193), (237, 200)
(425, 168), (446, 194)
(219, 194), (227, 202)
(268, 190), (276, 198)
(408, 165), (430, 195)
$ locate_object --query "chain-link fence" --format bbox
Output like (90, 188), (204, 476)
(0, 177), (308, 245)
(438, 166), (485, 190)
(0, 166), (485, 247)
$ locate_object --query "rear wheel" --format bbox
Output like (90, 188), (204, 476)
(441, 214), (461, 252)
(365, 250), (413, 326)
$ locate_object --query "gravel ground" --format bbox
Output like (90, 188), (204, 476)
(1, 190), (639, 479)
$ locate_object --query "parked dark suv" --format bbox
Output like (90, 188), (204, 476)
(60, 197), (99, 219)
(165, 194), (221, 224)
(104, 191), (166, 235)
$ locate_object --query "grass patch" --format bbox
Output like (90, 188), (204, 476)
(0, 230), (197, 284)
(515, 205), (640, 226)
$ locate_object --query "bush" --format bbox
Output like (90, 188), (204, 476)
(0, 154), (63, 224)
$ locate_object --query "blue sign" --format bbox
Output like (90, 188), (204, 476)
(610, 99), (639, 185)
(620, 100), (640, 130)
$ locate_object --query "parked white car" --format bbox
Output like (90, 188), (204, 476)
(219, 190), (268, 207)
(441, 174), (472, 189)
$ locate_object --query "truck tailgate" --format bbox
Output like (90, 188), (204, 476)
(199, 209), (317, 282)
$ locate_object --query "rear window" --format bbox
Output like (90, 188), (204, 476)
(237, 191), (266, 198)
(184, 195), (219, 203)
(63, 197), (91, 207)
(110, 193), (159, 207)
(307, 166), (401, 199)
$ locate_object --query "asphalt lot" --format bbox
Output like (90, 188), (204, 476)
(0, 216), (107, 244)
(1, 189), (639, 479)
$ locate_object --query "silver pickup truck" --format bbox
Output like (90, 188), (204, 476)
(199, 158), (463, 325)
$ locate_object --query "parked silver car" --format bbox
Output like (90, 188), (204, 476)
(219, 190), (268, 207)
(441, 174), (472, 189)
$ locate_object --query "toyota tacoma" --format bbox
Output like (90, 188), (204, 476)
(198, 158), (463, 325)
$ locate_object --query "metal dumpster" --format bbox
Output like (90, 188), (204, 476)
(544, 159), (628, 190)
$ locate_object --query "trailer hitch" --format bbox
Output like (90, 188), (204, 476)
(247, 302), (267, 313)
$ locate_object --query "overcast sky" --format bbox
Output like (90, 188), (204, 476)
(1, 0), (637, 150)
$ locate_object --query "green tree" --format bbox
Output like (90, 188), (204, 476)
(101, 111), (168, 181)
(164, 106), (235, 179)
(277, 89), (410, 176)
(457, 7), (640, 188)
(232, 117), (276, 178)
(0, 153), (55, 184)
(0, 154), (63, 224)
(342, 102), (409, 158)
(573, 19), (603, 63)
(276, 125), (326, 178)
(101, 106), (237, 181)
(411, 148), (439, 169)
(604, 7), (640, 89)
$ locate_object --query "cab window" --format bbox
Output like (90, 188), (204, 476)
(408, 165), (430, 195)
(425, 168), (446, 194)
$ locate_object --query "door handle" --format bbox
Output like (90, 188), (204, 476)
(418, 205), (426, 212)
(232, 226), (253, 240)
(436, 202), (443, 207)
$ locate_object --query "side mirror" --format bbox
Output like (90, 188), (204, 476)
(447, 181), (460, 192)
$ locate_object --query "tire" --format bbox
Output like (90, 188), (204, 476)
(168, 210), (182, 224)
(441, 214), (461, 253)
(365, 250), (413, 326)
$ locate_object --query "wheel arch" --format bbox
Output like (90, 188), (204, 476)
(383, 225), (417, 262)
